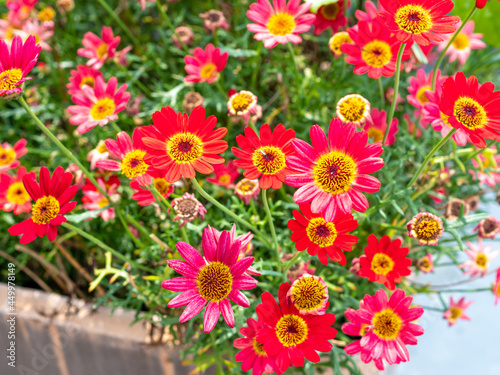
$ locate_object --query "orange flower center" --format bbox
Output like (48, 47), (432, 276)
(166, 132), (203, 163)
(275, 314), (308, 347)
(218, 174), (231, 185)
(313, 151), (357, 195)
(200, 63), (217, 80)
(329, 32), (352, 55)
(475, 253), (488, 269)
(154, 178), (171, 195)
(120, 150), (148, 178)
(320, 3), (340, 20)
(370, 253), (395, 276)
(452, 33), (469, 50)
(416, 85), (431, 105)
(197, 262), (233, 302)
(6, 182), (30, 205)
(96, 43), (108, 59)
(230, 92), (255, 114)
(0, 147), (16, 166)
(0, 68), (23, 91)
(90, 98), (116, 120)
(450, 307), (462, 320)
(372, 310), (402, 339)
(80, 76), (96, 88)
(252, 146), (287, 175)
(253, 338), (267, 356)
(367, 127), (384, 143)
(306, 217), (337, 247)
(394, 4), (432, 35)
(361, 40), (392, 68)
(290, 277), (326, 313)
(418, 257), (431, 272)
(453, 97), (487, 130)
(32, 195), (60, 224)
(267, 13), (296, 36)
(337, 95), (368, 123)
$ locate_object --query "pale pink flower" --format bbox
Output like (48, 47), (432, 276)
(416, 253), (434, 273)
(87, 140), (110, 170)
(234, 178), (260, 205)
(15, 18), (53, 51)
(172, 26), (194, 49)
(444, 297), (473, 326)
(437, 21), (486, 65)
(459, 239), (499, 278)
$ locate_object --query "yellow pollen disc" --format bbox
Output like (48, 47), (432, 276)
(6, 182), (30, 205)
(361, 40), (392, 68)
(231, 93), (254, 114)
(32, 196), (60, 224)
(98, 197), (109, 208)
(440, 112), (451, 126)
(97, 142), (108, 154)
(329, 32), (352, 55)
(6, 27), (16, 40)
(414, 215), (441, 241)
(371, 253), (395, 276)
(200, 63), (217, 80)
(197, 262), (233, 302)
(291, 277), (327, 313)
(0, 147), (16, 166)
(275, 314), (308, 347)
(218, 174), (231, 185)
(453, 97), (487, 130)
(367, 127), (384, 143)
(252, 146), (287, 175)
(337, 96), (368, 123)
(306, 217), (337, 247)
(359, 324), (368, 336)
(452, 33), (470, 50)
(80, 76), (95, 88)
(394, 4), (432, 35)
(475, 253), (488, 268)
(419, 258), (431, 271)
(154, 178), (171, 195)
(90, 98), (116, 121)
(120, 150), (149, 179)
(372, 310), (402, 340)
(0, 68), (23, 91)
(166, 132), (203, 163)
(253, 338), (267, 356)
(96, 43), (108, 59)
(416, 85), (431, 105)
(267, 13), (296, 36)
(236, 179), (257, 194)
(320, 3), (340, 20)
(38, 7), (56, 22)
(313, 151), (357, 195)
(450, 307), (462, 320)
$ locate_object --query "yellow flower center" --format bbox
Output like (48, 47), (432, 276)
(197, 262), (233, 302)
(320, 3), (340, 20)
(0, 147), (16, 166)
(290, 277), (327, 313)
(419, 258), (431, 271)
(394, 4), (433, 35)
(267, 13), (296, 36)
(337, 95), (368, 123)
(97, 142), (108, 154)
(450, 307), (462, 320)
(453, 97), (487, 130)
(32, 196), (60, 224)
(253, 338), (267, 356)
(98, 197), (109, 208)
(166, 132), (203, 163)
(416, 85), (431, 105)
(275, 314), (308, 347)
(306, 217), (337, 247)
(6, 26), (16, 40)
(313, 151), (357, 195)
(236, 179), (258, 194)
(6, 182), (30, 205)
(372, 310), (402, 340)
(495, 282), (500, 296)
(154, 178), (171, 195)
(230, 93), (255, 114)
(367, 127), (384, 143)
(90, 98), (116, 121)
(120, 150), (149, 179)
(475, 253), (488, 269)
(38, 7), (56, 22)
(361, 40), (392, 68)
(218, 174), (231, 185)
(359, 324), (368, 336)
(80, 76), (95, 88)
(252, 146), (287, 175)
(440, 112), (451, 126)
(452, 33), (470, 50)
(200, 63), (217, 80)
(96, 43), (108, 59)
(414, 215), (442, 242)
(0, 68), (23, 91)
(329, 32), (352, 55)
(371, 253), (395, 276)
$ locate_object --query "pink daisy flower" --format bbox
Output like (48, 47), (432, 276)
(6, 0), (37, 24)
(77, 26), (122, 69)
(285, 118), (384, 221)
(416, 253), (434, 273)
(184, 44), (228, 84)
(0, 166), (34, 214)
(0, 35), (40, 98)
(81, 178), (119, 222)
(444, 297), (473, 326)
(354, 0), (381, 24)
(312, 1), (348, 35)
(468, 151), (500, 187)
(67, 65), (103, 96)
(364, 108), (399, 146)
(494, 268), (500, 306)
(407, 69), (446, 110)
(437, 21), (486, 65)
(86, 140), (110, 170)
(207, 160), (239, 188)
(459, 239), (499, 278)
(130, 168), (173, 207)
(0, 139), (27, 172)
(96, 129), (152, 186)
(68, 76), (130, 134)
(200, 10), (230, 33)
(235, 178), (260, 204)
(162, 228), (258, 333)
(16, 18), (53, 51)
(246, 0), (315, 49)
(343, 289), (424, 371)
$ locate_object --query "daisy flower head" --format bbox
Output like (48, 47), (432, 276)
(312, 0), (348, 35)
(474, 216), (500, 239)
(227, 90), (259, 126)
(437, 21), (486, 65)
(343, 289), (424, 370)
(285, 119), (384, 221)
(235, 178), (260, 204)
(232, 123), (296, 190)
(355, 0), (381, 23)
(8, 166), (78, 244)
(68, 76), (130, 134)
(407, 69), (446, 110)
(81, 178), (119, 222)
(16, 18), (53, 51)
(342, 19), (411, 79)
(130, 167), (173, 207)
(67, 65), (103, 96)
(439, 72), (500, 148)
(336, 94), (372, 126)
(406, 212), (444, 246)
(37, 6), (56, 27)
(0, 35), (41, 99)
(96, 129), (152, 186)
(77, 26), (122, 69)
(234, 318), (282, 375)
(184, 44), (228, 83)
(171, 192), (207, 228)
(140, 106), (228, 183)
(287, 203), (358, 265)
(328, 31), (353, 58)
(200, 10), (230, 33)
(358, 234), (412, 290)
(416, 253), (434, 273)
(377, 0), (460, 46)
(0, 166), (34, 214)
(444, 297), (473, 326)
(364, 108), (399, 145)
(256, 283), (337, 373)
(469, 150), (500, 187)
(0, 139), (27, 172)
(459, 239), (499, 278)
(287, 274), (328, 315)
(207, 160), (239, 188)
(246, 0), (315, 49)
(183, 91), (204, 114)
(162, 228), (258, 333)
(87, 140), (109, 170)
(493, 267), (500, 305)
(6, 0), (37, 23)
(172, 26), (194, 50)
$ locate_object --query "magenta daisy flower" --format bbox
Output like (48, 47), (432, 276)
(0, 138), (27, 172)
(364, 108), (399, 146)
(246, 0), (315, 49)
(444, 297), (473, 326)
(184, 44), (228, 83)
(77, 26), (122, 69)
(81, 178), (119, 222)
(162, 228), (258, 333)
(285, 118), (384, 221)
(407, 68), (446, 110)
(67, 64), (103, 96)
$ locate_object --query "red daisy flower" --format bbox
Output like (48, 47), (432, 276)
(312, 1), (349, 35)
(140, 106), (228, 183)
(256, 282), (337, 373)
(206, 160), (239, 188)
(8, 166), (78, 244)
(287, 203), (358, 265)
(358, 234), (412, 290)
(130, 168), (174, 207)
(285, 119), (384, 221)
(439, 72), (500, 148)
(0, 166), (34, 214)
(377, 0), (460, 46)
(232, 124), (295, 190)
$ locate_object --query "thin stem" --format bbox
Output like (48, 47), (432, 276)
(215, 80), (227, 98)
(407, 129), (457, 188)
(431, 5), (477, 90)
(378, 77), (385, 109)
(287, 43), (303, 115)
(62, 222), (154, 273)
(156, 0), (190, 54)
(436, 288), (492, 293)
(464, 140), (495, 163)
(251, 43), (262, 91)
(125, 213), (152, 241)
(18, 96), (109, 199)
(262, 189), (280, 260)
(247, 119), (259, 134)
(383, 43), (405, 145)
(282, 251), (303, 281)
(152, 187), (189, 242)
(116, 209), (145, 249)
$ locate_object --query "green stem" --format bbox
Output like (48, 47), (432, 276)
(287, 43), (303, 115)
(125, 213), (152, 241)
(156, 0), (190, 54)
(152, 187), (189, 242)
(247, 119), (259, 134)
(116, 209), (145, 249)
(431, 5), (477, 90)
(251, 43), (262, 92)
(18, 96), (109, 199)
(407, 129), (457, 188)
(215, 80), (227, 98)
(383, 43), (405, 145)
(464, 140), (495, 162)
(437, 288), (492, 293)
(62, 222), (154, 273)
(282, 251), (303, 281)
(262, 189), (280, 260)
(378, 77), (385, 109)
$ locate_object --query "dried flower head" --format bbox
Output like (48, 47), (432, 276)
(407, 212), (444, 246)
(172, 192), (207, 228)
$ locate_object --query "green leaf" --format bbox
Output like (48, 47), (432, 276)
(453, 1), (500, 49)
(65, 206), (110, 223)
